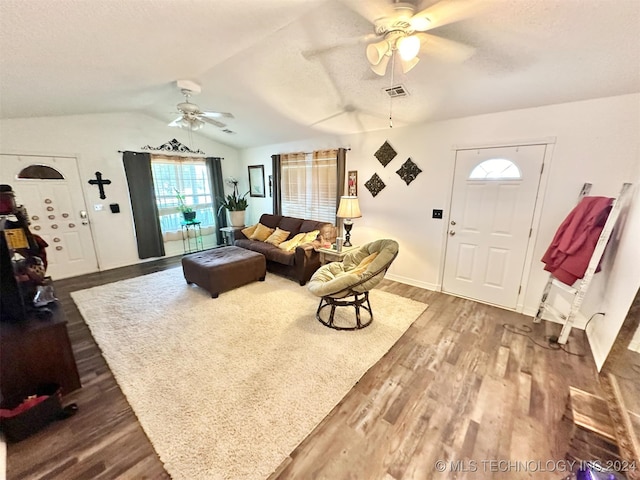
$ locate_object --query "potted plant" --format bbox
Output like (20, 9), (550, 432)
(217, 177), (248, 227)
(174, 188), (196, 222)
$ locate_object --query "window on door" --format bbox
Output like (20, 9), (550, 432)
(280, 150), (337, 223)
(469, 158), (522, 180)
(150, 155), (215, 233)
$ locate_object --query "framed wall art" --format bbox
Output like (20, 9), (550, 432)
(248, 165), (265, 197)
(348, 170), (357, 196)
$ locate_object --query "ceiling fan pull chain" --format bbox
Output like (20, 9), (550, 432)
(389, 52), (395, 128)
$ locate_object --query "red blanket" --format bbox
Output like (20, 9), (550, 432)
(541, 196), (613, 285)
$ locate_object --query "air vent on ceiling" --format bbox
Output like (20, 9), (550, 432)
(222, 129), (236, 134)
(384, 84), (409, 98)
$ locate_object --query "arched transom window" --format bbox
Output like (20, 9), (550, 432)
(469, 159), (521, 180)
(17, 164), (65, 180)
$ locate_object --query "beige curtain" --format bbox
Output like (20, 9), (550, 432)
(280, 150), (338, 223)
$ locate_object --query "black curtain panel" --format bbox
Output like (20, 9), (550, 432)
(206, 157), (227, 245)
(336, 148), (347, 224)
(122, 151), (165, 259)
(271, 154), (282, 215)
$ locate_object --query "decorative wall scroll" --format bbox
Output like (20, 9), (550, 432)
(396, 158), (422, 185)
(365, 173), (386, 197)
(141, 138), (205, 155)
(348, 170), (357, 196)
(374, 140), (397, 167)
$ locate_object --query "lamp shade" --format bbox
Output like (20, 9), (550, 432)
(366, 39), (390, 65)
(397, 35), (421, 61)
(336, 196), (362, 219)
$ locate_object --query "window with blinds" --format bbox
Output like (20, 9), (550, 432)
(151, 155), (215, 232)
(281, 150), (337, 223)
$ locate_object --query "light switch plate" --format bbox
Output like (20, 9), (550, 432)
(94, 204), (103, 211)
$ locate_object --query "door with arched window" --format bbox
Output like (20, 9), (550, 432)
(443, 145), (546, 309)
(1, 154), (98, 279)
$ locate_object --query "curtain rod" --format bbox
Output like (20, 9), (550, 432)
(279, 147), (351, 155)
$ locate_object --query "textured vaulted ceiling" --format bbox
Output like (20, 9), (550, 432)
(1, 0), (639, 149)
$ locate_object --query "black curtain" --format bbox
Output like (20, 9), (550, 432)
(271, 154), (282, 215)
(122, 151), (165, 259)
(206, 157), (226, 245)
(336, 148), (347, 224)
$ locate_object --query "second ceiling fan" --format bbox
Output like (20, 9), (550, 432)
(169, 80), (234, 131)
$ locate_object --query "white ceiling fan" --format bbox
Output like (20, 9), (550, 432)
(168, 80), (234, 131)
(341, 0), (483, 76)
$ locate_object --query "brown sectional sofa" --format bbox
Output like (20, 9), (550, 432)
(234, 213), (336, 285)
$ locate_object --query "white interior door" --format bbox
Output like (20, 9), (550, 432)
(1, 154), (99, 279)
(442, 145), (545, 309)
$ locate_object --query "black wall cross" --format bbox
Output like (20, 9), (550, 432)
(88, 172), (112, 200)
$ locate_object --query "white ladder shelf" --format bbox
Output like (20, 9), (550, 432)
(534, 182), (632, 344)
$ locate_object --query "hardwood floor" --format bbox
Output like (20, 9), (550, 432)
(6, 259), (602, 479)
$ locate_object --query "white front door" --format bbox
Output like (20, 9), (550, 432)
(442, 145), (545, 309)
(1, 154), (99, 279)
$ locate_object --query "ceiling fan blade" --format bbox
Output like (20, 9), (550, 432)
(412, 0), (491, 31)
(168, 116), (183, 127)
(302, 33), (377, 59)
(416, 32), (475, 63)
(201, 111), (234, 119)
(201, 116), (227, 128)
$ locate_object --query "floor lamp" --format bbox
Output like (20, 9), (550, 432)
(336, 196), (362, 247)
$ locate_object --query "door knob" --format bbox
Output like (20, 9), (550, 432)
(449, 230), (456, 236)
(450, 220), (456, 226)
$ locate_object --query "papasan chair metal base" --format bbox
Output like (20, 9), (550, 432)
(316, 291), (373, 330)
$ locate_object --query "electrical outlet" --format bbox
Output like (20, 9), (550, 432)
(432, 209), (443, 219)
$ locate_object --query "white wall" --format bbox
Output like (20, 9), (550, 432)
(241, 93), (640, 362)
(0, 112), (240, 271)
(1, 95), (637, 365)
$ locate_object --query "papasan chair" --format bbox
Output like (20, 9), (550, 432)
(307, 239), (399, 330)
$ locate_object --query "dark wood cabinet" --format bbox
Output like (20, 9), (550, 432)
(1, 304), (81, 404)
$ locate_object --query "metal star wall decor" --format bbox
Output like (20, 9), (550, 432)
(364, 173), (386, 197)
(396, 158), (422, 185)
(374, 140), (397, 167)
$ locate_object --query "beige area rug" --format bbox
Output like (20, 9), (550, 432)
(71, 267), (427, 480)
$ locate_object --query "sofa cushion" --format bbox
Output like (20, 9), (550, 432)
(300, 220), (324, 233)
(234, 239), (295, 266)
(259, 214), (282, 229)
(278, 216), (304, 237)
(250, 223), (275, 241)
(266, 247), (296, 266)
(265, 227), (290, 246)
(301, 230), (320, 243)
(279, 232), (306, 251)
(241, 223), (258, 238)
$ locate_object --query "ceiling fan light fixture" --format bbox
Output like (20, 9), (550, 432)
(397, 35), (420, 61)
(370, 53), (391, 76)
(400, 56), (420, 73)
(366, 40), (390, 65)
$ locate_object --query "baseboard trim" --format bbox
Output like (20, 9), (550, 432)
(384, 273), (439, 292)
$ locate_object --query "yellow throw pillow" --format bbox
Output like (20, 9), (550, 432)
(249, 223), (275, 241)
(349, 252), (379, 276)
(300, 230), (320, 244)
(264, 227), (290, 246)
(241, 223), (258, 238)
(278, 232), (306, 252)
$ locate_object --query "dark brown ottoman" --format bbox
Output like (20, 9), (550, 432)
(181, 246), (266, 298)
